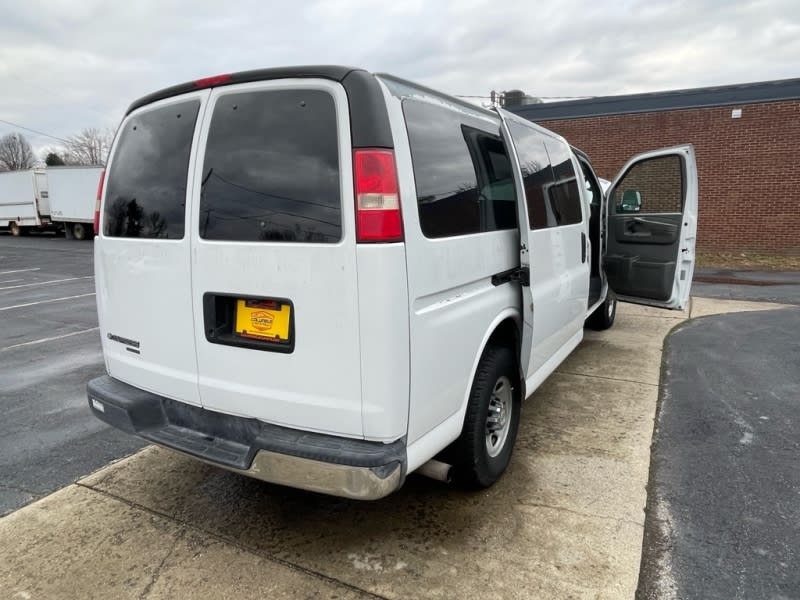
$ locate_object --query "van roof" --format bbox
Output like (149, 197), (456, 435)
(125, 65), (393, 148)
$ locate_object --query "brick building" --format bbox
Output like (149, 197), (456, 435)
(509, 78), (800, 255)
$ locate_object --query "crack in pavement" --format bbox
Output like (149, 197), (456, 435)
(515, 499), (645, 528)
(139, 528), (185, 599)
(75, 482), (387, 600)
(554, 369), (660, 387)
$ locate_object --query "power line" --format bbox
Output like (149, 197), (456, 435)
(0, 118), (69, 144)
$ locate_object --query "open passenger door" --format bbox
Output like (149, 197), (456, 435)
(604, 145), (698, 309)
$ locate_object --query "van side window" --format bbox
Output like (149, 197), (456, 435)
(104, 100), (200, 239)
(404, 100), (516, 238)
(200, 90), (341, 243)
(506, 122), (554, 230)
(543, 141), (584, 226)
(611, 155), (684, 214)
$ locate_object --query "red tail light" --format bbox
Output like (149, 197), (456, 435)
(353, 149), (403, 243)
(93, 169), (105, 234)
(193, 74), (232, 89)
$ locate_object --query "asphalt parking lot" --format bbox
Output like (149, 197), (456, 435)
(637, 304), (800, 600)
(693, 268), (800, 305)
(0, 234), (143, 515)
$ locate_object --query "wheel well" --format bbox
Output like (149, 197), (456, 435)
(485, 318), (524, 397)
(486, 318), (520, 355)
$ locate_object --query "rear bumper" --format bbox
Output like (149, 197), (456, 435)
(87, 376), (406, 500)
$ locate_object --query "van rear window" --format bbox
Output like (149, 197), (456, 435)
(199, 90), (341, 243)
(104, 100), (200, 239)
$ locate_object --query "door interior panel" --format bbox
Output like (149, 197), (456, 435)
(606, 213), (683, 300)
(613, 216), (679, 245)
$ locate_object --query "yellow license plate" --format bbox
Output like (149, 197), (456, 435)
(235, 299), (291, 343)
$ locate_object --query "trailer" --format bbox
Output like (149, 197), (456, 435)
(0, 169), (53, 236)
(47, 166), (103, 240)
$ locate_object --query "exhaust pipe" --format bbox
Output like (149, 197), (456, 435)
(417, 459), (453, 483)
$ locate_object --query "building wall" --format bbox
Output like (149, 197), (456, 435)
(535, 100), (800, 255)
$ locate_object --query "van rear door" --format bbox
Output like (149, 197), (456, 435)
(604, 145), (698, 309)
(188, 80), (365, 438)
(96, 91), (209, 405)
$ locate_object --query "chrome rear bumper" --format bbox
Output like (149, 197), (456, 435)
(87, 375), (405, 501)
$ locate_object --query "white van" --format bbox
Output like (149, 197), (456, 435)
(87, 66), (697, 500)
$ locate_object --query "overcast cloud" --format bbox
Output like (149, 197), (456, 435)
(1, 0), (798, 156)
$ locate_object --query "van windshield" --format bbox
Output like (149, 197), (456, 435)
(199, 89), (341, 243)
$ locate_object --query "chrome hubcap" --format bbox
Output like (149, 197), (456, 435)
(485, 376), (513, 458)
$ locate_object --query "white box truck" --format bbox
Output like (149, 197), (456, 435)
(47, 166), (103, 240)
(0, 169), (53, 236)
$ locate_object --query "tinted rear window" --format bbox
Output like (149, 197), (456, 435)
(544, 141), (583, 226)
(104, 100), (199, 239)
(507, 121), (554, 230)
(200, 89), (341, 243)
(404, 100), (516, 238)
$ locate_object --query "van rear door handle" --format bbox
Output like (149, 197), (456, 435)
(581, 232), (587, 263)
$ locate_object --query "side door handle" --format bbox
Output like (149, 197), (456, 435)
(581, 232), (587, 263)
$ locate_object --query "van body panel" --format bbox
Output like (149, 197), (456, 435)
(384, 90), (520, 444)
(96, 90), (210, 406)
(355, 243), (410, 441)
(497, 110), (590, 385)
(188, 80), (365, 438)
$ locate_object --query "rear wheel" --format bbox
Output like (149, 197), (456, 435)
(9, 222), (25, 237)
(587, 288), (617, 330)
(71, 222), (91, 241)
(451, 344), (521, 488)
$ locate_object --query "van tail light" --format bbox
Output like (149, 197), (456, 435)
(353, 149), (403, 243)
(193, 74), (232, 89)
(93, 169), (105, 233)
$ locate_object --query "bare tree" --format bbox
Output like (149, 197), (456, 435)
(0, 133), (35, 171)
(63, 127), (113, 166)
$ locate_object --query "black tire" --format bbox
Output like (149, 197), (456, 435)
(587, 288), (617, 330)
(72, 222), (89, 241)
(451, 344), (521, 488)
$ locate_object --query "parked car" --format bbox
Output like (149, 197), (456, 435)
(87, 66), (697, 500)
(0, 169), (53, 235)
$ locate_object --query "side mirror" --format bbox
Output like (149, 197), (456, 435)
(620, 190), (642, 212)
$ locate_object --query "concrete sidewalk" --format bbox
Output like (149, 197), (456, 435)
(0, 299), (787, 600)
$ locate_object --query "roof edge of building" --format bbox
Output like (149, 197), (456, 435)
(509, 77), (800, 121)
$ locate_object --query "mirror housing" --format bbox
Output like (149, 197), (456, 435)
(620, 190), (642, 212)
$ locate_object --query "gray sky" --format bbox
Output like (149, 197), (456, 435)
(1, 0), (798, 156)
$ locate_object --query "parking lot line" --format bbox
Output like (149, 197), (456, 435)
(0, 292), (96, 312)
(0, 278), (24, 284)
(0, 276), (94, 291)
(0, 327), (100, 352)
(0, 267), (41, 275)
